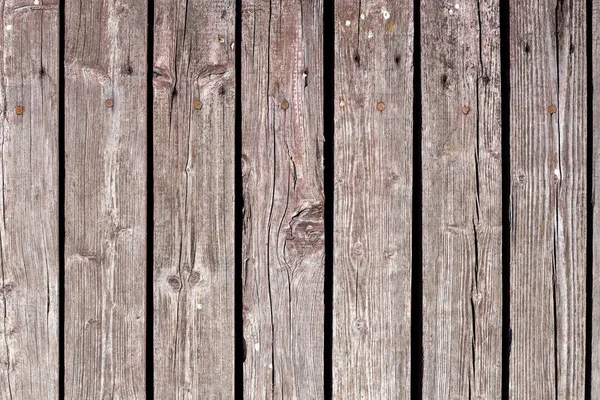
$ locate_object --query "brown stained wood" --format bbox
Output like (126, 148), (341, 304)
(0, 1), (59, 398)
(241, 0), (325, 397)
(421, 1), (502, 398)
(153, 0), (235, 397)
(509, 0), (586, 398)
(333, 0), (413, 397)
(593, 0), (600, 396)
(64, 0), (147, 397)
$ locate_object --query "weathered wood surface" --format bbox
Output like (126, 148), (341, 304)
(0, 1), (59, 398)
(153, 0), (235, 397)
(509, 0), (587, 398)
(241, 0), (325, 397)
(64, 0), (147, 396)
(593, 0), (600, 396)
(421, 1), (502, 398)
(333, 0), (413, 397)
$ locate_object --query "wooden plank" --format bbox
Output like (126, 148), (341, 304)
(593, 0), (600, 396)
(64, 0), (147, 397)
(421, 1), (502, 398)
(0, 1), (59, 398)
(333, 1), (413, 397)
(509, 0), (586, 398)
(241, 0), (325, 397)
(153, 0), (235, 397)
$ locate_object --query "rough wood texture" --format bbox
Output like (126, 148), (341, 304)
(0, 1), (59, 398)
(64, 0), (147, 397)
(153, 0), (235, 397)
(333, 1), (413, 397)
(241, 0), (325, 397)
(593, 0), (600, 396)
(421, 1), (502, 398)
(509, 0), (586, 398)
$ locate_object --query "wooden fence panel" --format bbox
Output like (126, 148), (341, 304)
(153, 0), (235, 397)
(333, 1), (413, 397)
(421, 1), (502, 398)
(509, 0), (587, 398)
(0, 1), (59, 398)
(593, 0), (600, 396)
(241, 0), (325, 397)
(64, 0), (148, 397)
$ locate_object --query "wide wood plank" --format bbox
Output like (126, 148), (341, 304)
(333, 1), (413, 397)
(241, 0), (325, 397)
(153, 0), (235, 397)
(64, 0), (147, 397)
(421, 1), (502, 398)
(0, 1), (59, 398)
(509, 0), (586, 398)
(593, 0), (600, 396)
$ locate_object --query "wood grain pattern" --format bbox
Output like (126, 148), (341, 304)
(0, 1), (59, 398)
(241, 0), (325, 397)
(592, 0), (600, 396)
(64, 0), (147, 397)
(153, 0), (235, 397)
(509, 0), (586, 398)
(333, 0), (413, 397)
(421, 1), (502, 398)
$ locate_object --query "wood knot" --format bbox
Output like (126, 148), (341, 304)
(167, 276), (182, 291)
(284, 204), (324, 265)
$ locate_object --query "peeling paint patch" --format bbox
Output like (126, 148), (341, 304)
(382, 8), (390, 19)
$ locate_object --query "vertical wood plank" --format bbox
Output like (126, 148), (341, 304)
(241, 0), (325, 397)
(64, 0), (147, 397)
(333, 1), (413, 397)
(509, 0), (586, 398)
(153, 0), (235, 397)
(421, 1), (502, 398)
(592, 0), (600, 395)
(0, 1), (59, 398)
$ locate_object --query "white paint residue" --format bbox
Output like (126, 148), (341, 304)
(230, 42), (235, 50)
(345, 20), (351, 26)
(339, 100), (345, 107)
(360, 14), (365, 20)
(554, 168), (561, 178)
(455, 3), (460, 9)
(34, 0), (40, 4)
(382, 8), (390, 19)
(268, 364), (273, 369)
(368, 30), (373, 39)
(5, 25), (11, 31)
(196, 304), (203, 310)
(449, 9), (454, 14)
(254, 343), (260, 352)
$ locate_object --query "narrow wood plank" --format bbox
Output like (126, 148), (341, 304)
(333, 1), (413, 397)
(509, 0), (586, 398)
(421, 1), (502, 398)
(241, 0), (325, 396)
(0, 1), (59, 398)
(64, 0), (147, 396)
(153, 0), (235, 397)
(592, 0), (600, 395)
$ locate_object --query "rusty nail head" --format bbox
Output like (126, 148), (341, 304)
(281, 100), (289, 110)
(548, 105), (557, 114)
(15, 106), (23, 115)
(377, 102), (385, 112)
(105, 99), (114, 108)
(194, 101), (202, 110)
(462, 106), (470, 115)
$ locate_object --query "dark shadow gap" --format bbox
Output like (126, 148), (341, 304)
(411, 0), (423, 399)
(58, 0), (65, 396)
(323, 0), (335, 397)
(585, 0), (593, 397)
(235, 0), (244, 397)
(499, 0), (511, 398)
(146, 0), (155, 397)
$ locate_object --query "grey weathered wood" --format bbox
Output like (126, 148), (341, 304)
(593, 0), (600, 396)
(333, 1), (413, 397)
(153, 0), (235, 397)
(0, 1), (59, 398)
(509, 0), (586, 398)
(241, 0), (325, 397)
(421, 1), (502, 398)
(64, 0), (147, 397)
